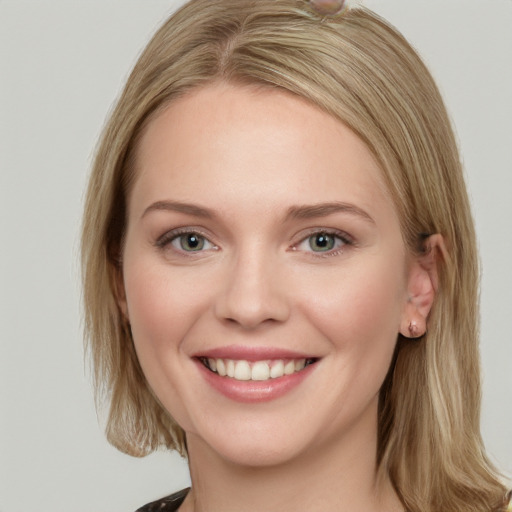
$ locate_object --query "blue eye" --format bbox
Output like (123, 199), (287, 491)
(171, 232), (213, 252)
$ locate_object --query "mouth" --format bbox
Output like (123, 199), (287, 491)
(197, 357), (319, 382)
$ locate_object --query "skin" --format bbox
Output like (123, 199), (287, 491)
(119, 82), (436, 511)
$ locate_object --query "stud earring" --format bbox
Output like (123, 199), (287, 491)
(408, 320), (425, 339)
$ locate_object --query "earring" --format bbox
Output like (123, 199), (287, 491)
(407, 320), (425, 339)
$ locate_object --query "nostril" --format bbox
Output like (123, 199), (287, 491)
(213, 261), (291, 327)
(216, 300), (290, 329)
(222, 315), (282, 330)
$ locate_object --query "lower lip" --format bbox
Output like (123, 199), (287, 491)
(195, 360), (317, 403)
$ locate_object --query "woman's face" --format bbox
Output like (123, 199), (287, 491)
(120, 82), (418, 467)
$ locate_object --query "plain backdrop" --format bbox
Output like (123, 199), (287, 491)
(0, 1), (511, 511)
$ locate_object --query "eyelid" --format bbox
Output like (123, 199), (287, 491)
(155, 227), (218, 253)
(154, 226), (353, 256)
(291, 228), (354, 255)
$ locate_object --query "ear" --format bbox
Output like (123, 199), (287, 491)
(112, 263), (130, 322)
(399, 234), (447, 338)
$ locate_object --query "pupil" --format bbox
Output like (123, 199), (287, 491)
(317, 235), (328, 247)
(183, 234), (203, 251)
(311, 233), (334, 251)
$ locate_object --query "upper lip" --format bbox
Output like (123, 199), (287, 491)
(192, 345), (319, 362)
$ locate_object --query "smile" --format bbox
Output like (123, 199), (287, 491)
(199, 357), (317, 382)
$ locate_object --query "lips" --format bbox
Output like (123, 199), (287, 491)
(193, 346), (320, 403)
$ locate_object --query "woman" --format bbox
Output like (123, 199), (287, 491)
(81, 0), (510, 510)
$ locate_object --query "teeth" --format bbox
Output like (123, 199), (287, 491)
(270, 360), (284, 379)
(284, 360), (295, 375)
(226, 359), (235, 378)
(234, 360), (251, 381)
(251, 361), (270, 381)
(295, 359), (306, 371)
(203, 357), (312, 382)
(217, 358), (226, 377)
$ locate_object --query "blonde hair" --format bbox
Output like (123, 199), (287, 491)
(81, 1), (509, 510)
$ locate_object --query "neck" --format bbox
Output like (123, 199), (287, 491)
(180, 402), (403, 512)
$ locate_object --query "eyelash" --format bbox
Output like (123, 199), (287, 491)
(292, 229), (354, 257)
(154, 228), (354, 257)
(155, 228), (218, 255)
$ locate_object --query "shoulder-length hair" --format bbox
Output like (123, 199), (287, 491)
(81, 1), (508, 510)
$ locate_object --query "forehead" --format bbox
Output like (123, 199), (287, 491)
(131, 82), (397, 224)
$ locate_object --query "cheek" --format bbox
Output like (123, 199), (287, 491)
(122, 259), (210, 366)
(296, 254), (406, 364)
(308, 261), (405, 421)
(121, 261), (213, 431)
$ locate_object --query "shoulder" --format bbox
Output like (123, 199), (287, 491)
(135, 488), (190, 512)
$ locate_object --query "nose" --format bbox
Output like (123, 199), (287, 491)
(214, 249), (290, 330)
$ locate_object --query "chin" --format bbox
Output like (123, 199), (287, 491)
(208, 440), (307, 469)
(187, 418), (318, 469)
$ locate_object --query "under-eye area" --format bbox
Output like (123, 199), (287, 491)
(198, 357), (319, 382)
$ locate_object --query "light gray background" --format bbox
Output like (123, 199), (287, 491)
(0, 1), (511, 511)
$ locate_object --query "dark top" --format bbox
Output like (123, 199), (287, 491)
(136, 487), (512, 512)
(136, 488), (190, 512)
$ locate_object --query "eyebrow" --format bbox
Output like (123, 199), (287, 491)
(142, 200), (215, 219)
(285, 202), (375, 224)
(141, 200), (375, 224)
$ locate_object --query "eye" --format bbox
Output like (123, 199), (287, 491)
(156, 230), (216, 253)
(172, 232), (214, 252)
(308, 232), (337, 252)
(295, 231), (351, 254)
